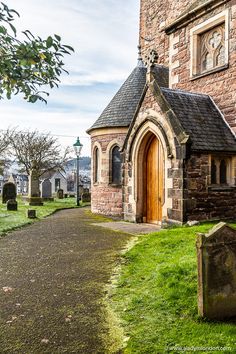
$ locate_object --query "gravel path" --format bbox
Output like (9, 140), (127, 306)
(0, 208), (131, 354)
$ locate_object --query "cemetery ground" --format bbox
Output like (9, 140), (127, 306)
(1, 206), (236, 353)
(110, 222), (236, 353)
(0, 197), (79, 236)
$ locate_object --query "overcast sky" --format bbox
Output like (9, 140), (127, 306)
(2, 0), (140, 156)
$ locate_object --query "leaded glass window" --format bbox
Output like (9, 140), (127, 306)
(94, 147), (99, 183)
(220, 159), (227, 184)
(211, 156), (230, 185)
(111, 146), (121, 185)
(200, 24), (225, 73)
(211, 159), (217, 184)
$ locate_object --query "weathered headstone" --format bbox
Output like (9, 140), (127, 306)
(27, 209), (37, 219)
(2, 182), (16, 204)
(41, 178), (53, 200)
(57, 189), (64, 199)
(7, 199), (17, 211)
(28, 168), (43, 206)
(196, 222), (236, 319)
(81, 192), (91, 203)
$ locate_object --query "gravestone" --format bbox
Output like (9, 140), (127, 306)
(41, 178), (53, 200)
(7, 199), (17, 211)
(2, 182), (16, 204)
(57, 189), (64, 199)
(196, 222), (236, 319)
(81, 192), (91, 203)
(27, 209), (37, 219)
(28, 168), (43, 206)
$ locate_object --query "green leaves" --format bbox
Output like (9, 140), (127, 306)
(46, 36), (53, 48)
(0, 2), (74, 103)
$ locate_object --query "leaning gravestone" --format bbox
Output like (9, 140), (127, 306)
(41, 178), (53, 200)
(2, 182), (16, 204)
(7, 199), (18, 211)
(196, 222), (236, 319)
(57, 189), (64, 199)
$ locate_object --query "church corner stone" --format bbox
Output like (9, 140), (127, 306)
(196, 222), (236, 319)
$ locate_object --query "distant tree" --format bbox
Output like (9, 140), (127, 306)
(8, 129), (70, 178)
(0, 3), (74, 103)
(0, 129), (12, 174)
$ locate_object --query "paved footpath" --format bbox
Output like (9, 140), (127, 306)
(0, 208), (132, 354)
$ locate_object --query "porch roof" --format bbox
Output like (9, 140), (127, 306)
(161, 87), (236, 152)
(87, 64), (169, 134)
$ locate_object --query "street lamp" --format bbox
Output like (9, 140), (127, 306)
(73, 137), (83, 206)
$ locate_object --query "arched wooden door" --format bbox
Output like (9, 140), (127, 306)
(146, 136), (163, 224)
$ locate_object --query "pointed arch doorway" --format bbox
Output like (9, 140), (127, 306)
(136, 132), (164, 224)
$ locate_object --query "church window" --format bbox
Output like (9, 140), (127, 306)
(211, 159), (217, 184)
(94, 147), (99, 183)
(200, 25), (225, 73)
(220, 159), (227, 184)
(111, 145), (122, 185)
(211, 157), (230, 185)
(190, 11), (229, 78)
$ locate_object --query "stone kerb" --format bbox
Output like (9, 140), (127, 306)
(196, 222), (236, 319)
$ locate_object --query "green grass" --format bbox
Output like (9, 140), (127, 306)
(0, 197), (80, 236)
(111, 223), (236, 353)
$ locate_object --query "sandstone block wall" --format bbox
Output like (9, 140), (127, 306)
(184, 153), (236, 221)
(90, 129), (127, 216)
(140, 0), (236, 131)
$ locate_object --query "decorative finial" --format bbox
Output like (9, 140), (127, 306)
(144, 49), (159, 70)
(137, 45), (145, 67)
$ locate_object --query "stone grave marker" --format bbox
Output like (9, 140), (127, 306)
(81, 192), (91, 203)
(27, 210), (37, 219)
(7, 199), (17, 211)
(41, 178), (53, 200)
(28, 168), (43, 206)
(196, 222), (236, 319)
(57, 189), (64, 199)
(2, 182), (16, 204)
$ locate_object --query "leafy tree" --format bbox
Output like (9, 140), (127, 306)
(8, 129), (70, 178)
(0, 2), (74, 103)
(0, 129), (12, 174)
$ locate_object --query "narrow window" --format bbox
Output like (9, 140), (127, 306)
(55, 178), (60, 191)
(111, 146), (121, 185)
(211, 159), (217, 184)
(94, 147), (99, 183)
(220, 159), (227, 184)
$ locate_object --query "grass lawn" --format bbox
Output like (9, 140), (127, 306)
(0, 197), (79, 236)
(111, 223), (236, 353)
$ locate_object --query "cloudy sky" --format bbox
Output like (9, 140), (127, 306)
(2, 0), (140, 156)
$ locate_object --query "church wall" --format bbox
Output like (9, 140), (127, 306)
(140, 1), (236, 131)
(184, 153), (236, 221)
(139, 0), (195, 64)
(90, 128), (127, 216)
(168, 2), (236, 130)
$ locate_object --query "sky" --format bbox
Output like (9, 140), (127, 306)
(2, 0), (140, 156)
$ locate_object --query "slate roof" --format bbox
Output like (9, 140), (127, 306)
(87, 63), (169, 133)
(161, 88), (236, 152)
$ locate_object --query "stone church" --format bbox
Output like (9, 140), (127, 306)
(87, 0), (236, 224)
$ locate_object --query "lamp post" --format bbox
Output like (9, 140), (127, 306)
(73, 137), (83, 206)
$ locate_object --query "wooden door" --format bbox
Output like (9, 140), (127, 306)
(146, 137), (163, 224)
